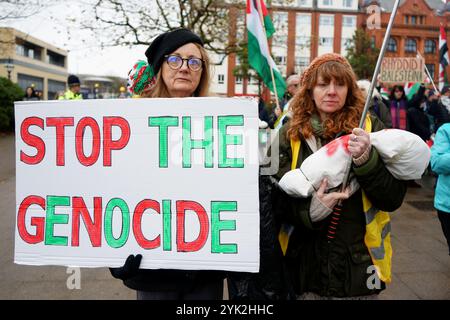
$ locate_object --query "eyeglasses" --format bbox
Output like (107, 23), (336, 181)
(164, 55), (204, 72)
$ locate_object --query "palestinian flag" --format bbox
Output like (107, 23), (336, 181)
(246, 0), (286, 100)
(439, 23), (449, 91)
(405, 82), (421, 100)
(380, 87), (390, 101)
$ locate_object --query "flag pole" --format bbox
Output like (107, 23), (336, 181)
(340, 0), (401, 191)
(439, 22), (450, 91)
(417, 52), (439, 93)
(254, 0), (281, 111)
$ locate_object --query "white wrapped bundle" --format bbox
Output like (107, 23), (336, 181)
(370, 129), (431, 180)
(279, 129), (431, 198)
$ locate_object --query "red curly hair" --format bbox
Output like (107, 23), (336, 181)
(287, 60), (365, 141)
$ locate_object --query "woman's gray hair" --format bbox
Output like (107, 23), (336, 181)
(357, 79), (380, 99)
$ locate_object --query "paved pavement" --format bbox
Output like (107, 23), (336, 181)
(1, 133), (448, 299)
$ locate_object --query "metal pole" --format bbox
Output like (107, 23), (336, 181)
(418, 52), (439, 93)
(340, 0), (401, 192)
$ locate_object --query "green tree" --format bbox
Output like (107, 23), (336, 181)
(346, 29), (380, 80)
(0, 77), (23, 132)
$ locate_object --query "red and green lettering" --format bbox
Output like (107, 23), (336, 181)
(182, 116), (213, 168)
(20, 117), (45, 165)
(71, 197), (102, 247)
(75, 117), (101, 166)
(45, 195), (70, 246)
(176, 200), (209, 252)
(162, 199), (172, 251)
(17, 195), (45, 244)
(148, 116), (179, 168)
(46, 117), (75, 166)
(103, 117), (130, 166)
(133, 199), (160, 249)
(218, 115), (244, 168)
(104, 198), (130, 248)
(211, 201), (237, 253)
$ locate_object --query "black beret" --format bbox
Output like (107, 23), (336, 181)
(68, 75), (80, 86)
(145, 28), (204, 75)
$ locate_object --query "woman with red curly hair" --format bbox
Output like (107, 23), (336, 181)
(272, 53), (407, 299)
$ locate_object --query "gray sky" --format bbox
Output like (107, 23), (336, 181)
(1, 1), (148, 78)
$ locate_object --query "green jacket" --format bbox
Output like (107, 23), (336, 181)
(272, 115), (407, 297)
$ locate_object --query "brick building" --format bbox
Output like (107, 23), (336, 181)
(364, 0), (448, 84)
(211, 0), (448, 98)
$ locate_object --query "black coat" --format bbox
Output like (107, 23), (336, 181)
(272, 116), (407, 298)
(227, 174), (294, 300)
(427, 100), (450, 133)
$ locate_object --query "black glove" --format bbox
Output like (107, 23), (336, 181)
(109, 254), (142, 280)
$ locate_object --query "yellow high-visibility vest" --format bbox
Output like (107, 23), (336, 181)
(280, 116), (392, 283)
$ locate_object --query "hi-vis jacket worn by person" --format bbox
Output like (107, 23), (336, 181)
(273, 115), (407, 298)
(58, 90), (83, 100)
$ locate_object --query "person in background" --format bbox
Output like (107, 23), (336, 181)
(59, 75), (83, 100)
(407, 84), (431, 142)
(440, 85), (450, 115)
(357, 79), (392, 128)
(388, 85), (408, 130)
(404, 84), (431, 188)
(258, 95), (276, 129)
(23, 86), (39, 101)
(109, 28), (225, 300)
(274, 74), (300, 130)
(431, 123), (450, 256)
(426, 87), (450, 134)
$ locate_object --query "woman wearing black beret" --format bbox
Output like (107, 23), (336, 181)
(110, 28), (224, 300)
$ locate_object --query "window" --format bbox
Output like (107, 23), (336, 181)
(404, 16), (409, 24)
(250, 76), (260, 85)
(342, 38), (353, 50)
(297, 14), (311, 26)
(47, 80), (66, 100)
(272, 12), (288, 47)
(343, 16), (356, 28)
(218, 74), (224, 84)
(47, 50), (65, 67)
(15, 40), (42, 60)
(296, 36), (310, 47)
(425, 40), (436, 54)
(322, 0), (332, 5)
(297, 0), (312, 6)
(319, 15), (334, 26)
(320, 37), (333, 47)
(405, 39), (417, 53)
(387, 37), (397, 52)
(420, 16), (424, 25)
(343, 0), (353, 8)
(411, 16), (417, 25)
(295, 56), (310, 67)
(275, 56), (287, 65)
(15, 44), (25, 56)
(235, 76), (242, 84)
(17, 73), (43, 91)
(426, 64), (435, 80)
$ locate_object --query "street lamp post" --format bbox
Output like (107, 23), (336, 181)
(94, 83), (99, 99)
(4, 58), (14, 81)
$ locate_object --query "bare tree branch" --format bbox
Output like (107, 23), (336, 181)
(0, 0), (55, 20)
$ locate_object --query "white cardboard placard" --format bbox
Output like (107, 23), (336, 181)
(14, 97), (260, 272)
